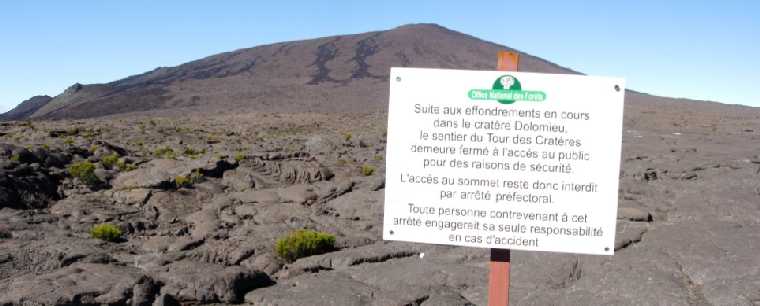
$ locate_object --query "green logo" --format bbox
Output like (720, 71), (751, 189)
(468, 75), (546, 104)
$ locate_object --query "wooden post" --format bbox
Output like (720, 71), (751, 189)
(488, 50), (519, 306)
(497, 50), (519, 72)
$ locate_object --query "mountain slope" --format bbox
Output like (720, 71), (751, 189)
(4, 23), (732, 120)
(4, 24), (583, 120)
(0, 95), (53, 121)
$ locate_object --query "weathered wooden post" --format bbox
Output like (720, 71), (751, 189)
(487, 50), (519, 306)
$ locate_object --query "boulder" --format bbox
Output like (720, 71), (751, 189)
(42, 152), (72, 168)
(10, 147), (39, 164)
(304, 135), (337, 154)
(278, 241), (423, 279)
(230, 189), (281, 204)
(50, 192), (138, 229)
(221, 168), (257, 191)
(245, 272), (379, 306)
(111, 156), (235, 190)
(278, 184), (318, 205)
(615, 221), (648, 251)
(0, 165), (60, 210)
(618, 207), (653, 222)
(92, 140), (129, 156)
(152, 260), (273, 304)
(112, 188), (152, 205)
(251, 158), (333, 184)
(1, 263), (156, 306)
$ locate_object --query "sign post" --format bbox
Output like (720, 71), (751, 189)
(383, 51), (625, 305)
(489, 50), (518, 306)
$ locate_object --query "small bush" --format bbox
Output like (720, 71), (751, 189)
(101, 153), (119, 169)
(9, 154), (20, 162)
(175, 169), (203, 188)
(68, 161), (99, 185)
(175, 175), (191, 188)
(373, 154), (384, 161)
(361, 164), (376, 176)
(154, 147), (176, 159)
(234, 152), (245, 162)
(342, 132), (353, 142)
(90, 223), (122, 242)
(63, 137), (75, 146)
(275, 229), (336, 262)
(191, 168), (203, 180)
(183, 147), (205, 158)
(116, 160), (137, 172)
(115, 159), (126, 170)
(82, 129), (97, 140)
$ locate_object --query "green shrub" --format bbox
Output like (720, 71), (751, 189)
(361, 164), (376, 176)
(342, 132), (353, 142)
(234, 152), (245, 162)
(115, 159), (126, 170)
(175, 175), (191, 188)
(82, 129), (97, 140)
(68, 161), (99, 185)
(116, 160), (137, 172)
(275, 229), (336, 262)
(154, 147), (176, 159)
(9, 154), (20, 162)
(175, 169), (203, 188)
(191, 169), (203, 181)
(101, 153), (119, 169)
(63, 137), (75, 146)
(90, 223), (122, 242)
(373, 154), (384, 161)
(183, 147), (205, 158)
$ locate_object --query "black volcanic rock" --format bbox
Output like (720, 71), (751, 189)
(0, 263), (156, 306)
(0, 101), (758, 304)
(0, 146), (62, 210)
(0, 95), (52, 121)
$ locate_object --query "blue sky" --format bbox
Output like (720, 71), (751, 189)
(1, 1), (758, 112)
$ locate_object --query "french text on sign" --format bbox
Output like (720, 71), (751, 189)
(383, 67), (625, 255)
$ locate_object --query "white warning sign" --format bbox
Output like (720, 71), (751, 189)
(383, 67), (625, 255)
